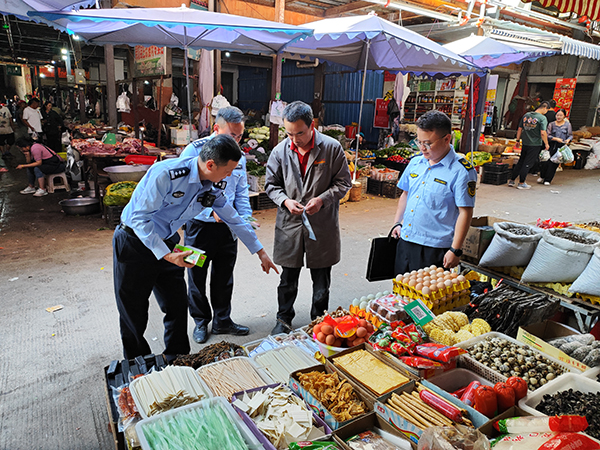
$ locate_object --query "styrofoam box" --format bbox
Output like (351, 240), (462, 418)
(519, 373), (600, 416)
(136, 396), (264, 450)
(196, 356), (273, 398)
(455, 332), (581, 389)
(252, 346), (318, 384)
(129, 366), (212, 419)
(427, 367), (494, 394)
(583, 366), (600, 380)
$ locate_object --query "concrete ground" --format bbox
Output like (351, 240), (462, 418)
(0, 149), (599, 449)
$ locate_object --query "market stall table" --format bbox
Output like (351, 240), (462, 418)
(460, 261), (600, 333)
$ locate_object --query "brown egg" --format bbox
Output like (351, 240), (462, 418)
(410, 270), (417, 276)
(415, 283), (423, 291)
(408, 279), (417, 287)
(421, 280), (430, 287)
(436, 267), (444, 273)
(417, 268), (424, 274)
(444, 279), (453, 287)
(423, 276), (431, 282)
(452, 278), (460, 285)
(457, 275), (466, 282)
(437, 282), (445, 290)
(422, 286), (431, 296)
(451, 272), (459, 278)
(429, 284), (438, 292)
(429, 265), (437, 270)
(403, 272), (411, 278)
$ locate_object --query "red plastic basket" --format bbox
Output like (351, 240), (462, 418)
(124, 155), (157, 165)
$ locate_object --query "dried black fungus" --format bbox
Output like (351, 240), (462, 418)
(536, 389), (600, 439)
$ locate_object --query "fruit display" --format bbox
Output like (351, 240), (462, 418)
(393, 266), (471, 313)
(547, 334), (600, 367)
(311, 314), (375, 349)
(422, 312), (491, 346)
(465, 336), (567, 391)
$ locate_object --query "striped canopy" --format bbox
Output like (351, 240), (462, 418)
(522, 0), (600, 21)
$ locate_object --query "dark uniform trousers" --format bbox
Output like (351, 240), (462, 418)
(277, 266), (331, 324)
(395, 238), (449, 275)
(184, 219), (238, 328)
(113, 226), (190, 360)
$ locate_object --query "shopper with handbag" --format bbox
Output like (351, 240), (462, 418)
(538, 109), (572, 186)
(15, 136), (66, 197)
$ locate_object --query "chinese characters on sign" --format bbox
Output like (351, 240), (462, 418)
(134, 46), (167, 77)
(373, 98), (390, 129)
(552, 78), (577, 117)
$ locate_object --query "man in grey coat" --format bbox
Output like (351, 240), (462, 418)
(265, 101), (352, 335)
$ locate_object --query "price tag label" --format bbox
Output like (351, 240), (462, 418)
(404, 299), (435, 327)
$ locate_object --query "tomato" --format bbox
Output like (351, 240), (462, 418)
(474, 385), (497, 418)
(494, 382), (516, 413)
(506, 377), (528, 401)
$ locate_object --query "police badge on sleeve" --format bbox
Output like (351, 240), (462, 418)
(467, 180), (477, 197)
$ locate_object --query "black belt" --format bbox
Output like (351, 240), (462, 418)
(119, 223), (136, 236)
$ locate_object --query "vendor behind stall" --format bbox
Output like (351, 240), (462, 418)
(391, 110), (476, 274)
(15, 136), (66, 197)
(349, 132), (365, 151)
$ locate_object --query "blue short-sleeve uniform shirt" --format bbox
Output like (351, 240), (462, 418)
(397, 147), (477, 248)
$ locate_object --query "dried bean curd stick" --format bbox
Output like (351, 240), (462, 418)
(198, 359), (265, 400)
(255, 347), (315, 383)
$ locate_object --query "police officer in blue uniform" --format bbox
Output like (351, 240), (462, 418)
(391, 110), (476, 274)
(180, 107), (256, 344)
(113, 134), (277, 360)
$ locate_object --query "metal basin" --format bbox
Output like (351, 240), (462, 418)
(59, 198), (101, 215)
(104, 165), (151, 183)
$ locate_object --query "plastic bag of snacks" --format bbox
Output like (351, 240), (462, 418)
(490, 432), (600, 450)
(494, 416), (588, 434)
(417, 424), (490, 450)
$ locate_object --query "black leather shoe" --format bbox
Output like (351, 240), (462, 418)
(270, 321), (292, 335)
(212, 322), (250, 336)
(193, 324), (208, 344)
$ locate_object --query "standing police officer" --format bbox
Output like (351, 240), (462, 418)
(180, 106), (255, 344)
(391, 110), (476, 274)
(113, 134), (277, 360)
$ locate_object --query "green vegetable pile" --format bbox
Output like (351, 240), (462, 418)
(246, 160), (266, 177)
(466, 151), (492, 167)
(374, 143), (414, 159)
(140, 401), (250, 449)
(103, 181), (138, 206)
(322, 129), (345, 139)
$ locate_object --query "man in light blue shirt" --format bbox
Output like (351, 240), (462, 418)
(180, 106), (256, 344)
(113, 134), (277, 360)
(391, 110), (476, 274)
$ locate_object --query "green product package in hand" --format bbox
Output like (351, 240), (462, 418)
(288, 442), (340, 449)
(173, 244), (206, 267)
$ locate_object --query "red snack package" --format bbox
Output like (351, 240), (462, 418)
(494, 382), (516, 413)
(452, 386), (468, 398)
(474, 385), (497, 418)
(506, 376), (528, 401)
(399, 356), (443, 369)
(402, 323), (423, 344)
(460, 380), (481, 407)
(414, 343), (466, 363)
(389, 341), (411, 356)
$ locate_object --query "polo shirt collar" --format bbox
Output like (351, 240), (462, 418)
(290, 130), (315, 153)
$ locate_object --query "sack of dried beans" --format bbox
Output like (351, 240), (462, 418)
(479, 222), (542, 268)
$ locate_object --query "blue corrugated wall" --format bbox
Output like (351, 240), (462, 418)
(281, 62), (314, 104)
(238, 66), (269, 113)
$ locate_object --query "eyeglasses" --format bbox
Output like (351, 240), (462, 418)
(415, 134), (449, 150)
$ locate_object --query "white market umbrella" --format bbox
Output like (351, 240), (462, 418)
(30, 6), (313, 118)
(0, 0), (94, 30)
(283, 14), (484, 180)
(443, 34), (558, 68)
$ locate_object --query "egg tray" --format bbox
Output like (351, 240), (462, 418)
(392, 278), (471, 302)
(455, 332), (581, 390)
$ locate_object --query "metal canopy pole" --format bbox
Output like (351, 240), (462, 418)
(353, 40), (371, 182)
(184, 28), (193, 121)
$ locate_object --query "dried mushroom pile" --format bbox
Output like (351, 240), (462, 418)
(467, 336), (566, 391)
(172, 341), (246, 369)
(536, 389), (600, 439)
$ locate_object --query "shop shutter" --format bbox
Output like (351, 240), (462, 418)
(568, 83), (593, 130)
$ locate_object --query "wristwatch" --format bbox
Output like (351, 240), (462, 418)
(449, 247), (463, 257)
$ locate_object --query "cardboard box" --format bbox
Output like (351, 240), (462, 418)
(461, 216), (504, 260)
(517, 321), (587, 371)
(170, 128), (198, 146)
(334, 412), (416, 450)
(374, 379), (488, 445)
(477, 406), (530, 439)
(289, 364), (373, 430)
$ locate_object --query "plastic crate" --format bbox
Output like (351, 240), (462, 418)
(105, 205), (124, 227)
(251, 192), (277, 210)
(103, 354), (168, 450)
(367, 177), (383, 195)
(482, 162), (510, 173)
(381, 181), (403, 199)
(482, 171), (509, 185)
(382, 160), (409, 175)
